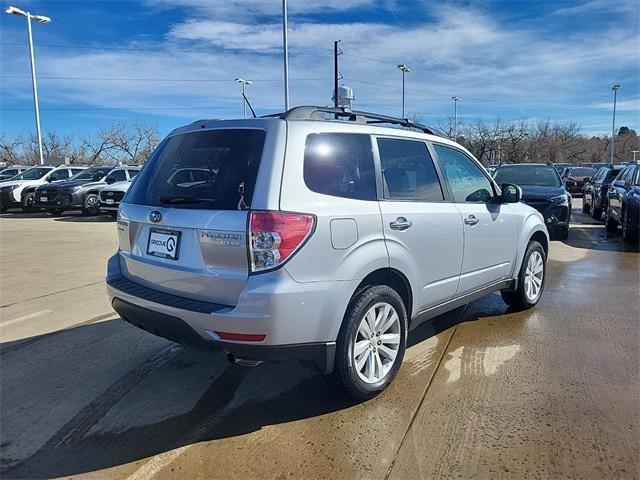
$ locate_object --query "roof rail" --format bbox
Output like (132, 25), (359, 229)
(264, 106), (444, 136)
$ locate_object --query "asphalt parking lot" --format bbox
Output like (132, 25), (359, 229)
(0, 201), (638, 480)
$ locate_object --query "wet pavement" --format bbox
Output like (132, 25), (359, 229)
(0, 202), (638, 479)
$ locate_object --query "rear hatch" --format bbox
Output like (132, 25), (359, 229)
(117, 127), (268, 306)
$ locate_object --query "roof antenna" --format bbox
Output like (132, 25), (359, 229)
(242, 92), (257, 118)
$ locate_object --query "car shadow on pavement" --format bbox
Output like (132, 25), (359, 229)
(53, 214), (115, 222)
(0, 296), (511, 479)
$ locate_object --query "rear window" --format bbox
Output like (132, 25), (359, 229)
(126, 129), (265, 210)
(303, 133), (376, 200)
(568, 167), (596, 177)
(494, 165), (561, 187)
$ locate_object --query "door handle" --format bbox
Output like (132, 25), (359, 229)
(464, 215), (479, 226)
(390, 217), (413, 231)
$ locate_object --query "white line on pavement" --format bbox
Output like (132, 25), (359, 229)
(1, 309), (53, 328)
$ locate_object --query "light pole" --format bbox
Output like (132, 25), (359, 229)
(451, 96), (460, 140)
(282, 0), (289, 110)
(5, 5), (51, 166)
(610, 84), (620, 165)
(397, 64), (410, 118)
(234, 78), (252, 119)
(632, 150), (639, 163)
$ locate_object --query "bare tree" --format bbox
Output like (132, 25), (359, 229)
(0, 133), (25, 165)
(114, 123), (160, 164)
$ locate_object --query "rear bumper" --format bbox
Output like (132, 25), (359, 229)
(112, 297), (335, 373)
(105, 253), (351, 373)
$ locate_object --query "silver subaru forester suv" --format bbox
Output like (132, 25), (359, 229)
(106, 106), (549, 400)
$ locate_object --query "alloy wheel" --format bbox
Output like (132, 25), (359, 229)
(524, 251), (544, 302)
(353, 302), (401, 384)
(86, 196), (99, 214)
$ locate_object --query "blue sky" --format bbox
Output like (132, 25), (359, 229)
(1, 0), (638, 140)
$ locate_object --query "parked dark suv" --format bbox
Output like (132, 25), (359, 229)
(606, 164), (639, 244)
(34, 166), (137, 215)
(493, 163), (571, 240)
(561, 166), (596, 196)
(582, 165), (623, 220)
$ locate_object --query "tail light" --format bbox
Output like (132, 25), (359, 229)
(249, 211), (315, 273)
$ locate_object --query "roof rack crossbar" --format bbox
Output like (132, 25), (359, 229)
(266, 106), (443, 136)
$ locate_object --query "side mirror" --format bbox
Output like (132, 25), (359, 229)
(501, 183), (522, 203)
(46, 177), (54, 183)
(105, 177), (115, 184)
(583, 177), (591, 183)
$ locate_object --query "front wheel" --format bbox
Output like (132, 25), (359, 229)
(582, 199), (590, 213)
(501, 241), (546, 311)
(331, 285), (407, 400)
(21, 192), (36, 213)
(82, 194), (100, 215)
(605, 207), (618, 232)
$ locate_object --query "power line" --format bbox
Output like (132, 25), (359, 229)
(0, 105), (281, 111)
(0, 75), (326, 83)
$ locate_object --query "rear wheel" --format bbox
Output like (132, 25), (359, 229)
(331, 285), (407, 400)
(21, 192), (36, 213)
(82, 194), (100, 215)
(591, 204), (602, 220)
(582, 198), (590, 213)
(621, 209), (639, 244)
(501, 241), (546, 310)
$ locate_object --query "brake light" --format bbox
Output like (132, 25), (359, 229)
(249, 211), (315, 273)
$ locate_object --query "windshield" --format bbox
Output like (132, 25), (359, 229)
(493, 165), (561, 187)
(10, 167), (52, 180)
(567, 167), (596, 177)
(127, 129), (266, 210)
(69, 167), (112, 181)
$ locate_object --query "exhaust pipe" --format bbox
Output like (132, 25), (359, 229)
(224, 351), (262, 367)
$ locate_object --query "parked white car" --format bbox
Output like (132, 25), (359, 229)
(98, 175), (139, 218)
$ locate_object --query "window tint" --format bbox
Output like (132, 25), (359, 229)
(304, 133), (376, 201)
(128, 169), (140, 180)
(107, 169), (127, 182)
(127, 129), (265, 210)
(70, 168), (85, 175)
(434, 144), (494, 202)
(48, 169), (70, 181)
(14, 167), (51, 180)
(377, 138), (443, 201)
(593, 168), (606, 182)
(493, 165), (561, 187)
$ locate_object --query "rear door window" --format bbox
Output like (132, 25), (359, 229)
(377, 138), (443, 201)
(126, 129), (265, 210)
(106, 169), (127, 183)
(303, 133), (376, 201)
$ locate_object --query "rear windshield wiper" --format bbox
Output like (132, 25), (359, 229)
(160, 195), (210, 205)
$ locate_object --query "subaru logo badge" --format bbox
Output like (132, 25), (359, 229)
(149, 211), (162, 223)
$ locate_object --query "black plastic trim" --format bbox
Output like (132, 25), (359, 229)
(107, 274), (229, 313)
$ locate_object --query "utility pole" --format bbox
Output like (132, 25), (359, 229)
(282, 0), (289, 110)
(397, 64), (410, 118)
(334, 40), (340, 108)
(610, 84), (620, 165)
(632, 150), (639, 163)
(451, 96), (460, 140)
(5, 6), (51, 165)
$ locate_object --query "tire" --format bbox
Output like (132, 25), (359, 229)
(501, 240), (546, 311)
(605, 207), (618, 232)
(621, 209), (639, 244)
(0, 207), (7, 214)
(330, 285), (407, 400)
(82, 193), (100, 215)
(591, 205), (602, 220)
(582, 199), (590, 213)
(21, 192), (36, 213)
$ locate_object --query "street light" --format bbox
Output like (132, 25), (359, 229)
(632, 150), (639, 163)
(5, 5), (51, 166)
(397, 64), (410, 118)
(5, 6), (51, 165)
(451, 96), (461, 140)
(610, 84), (620, 165)
(282, 0), (289, 111)
(234, 78), (252, 119)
